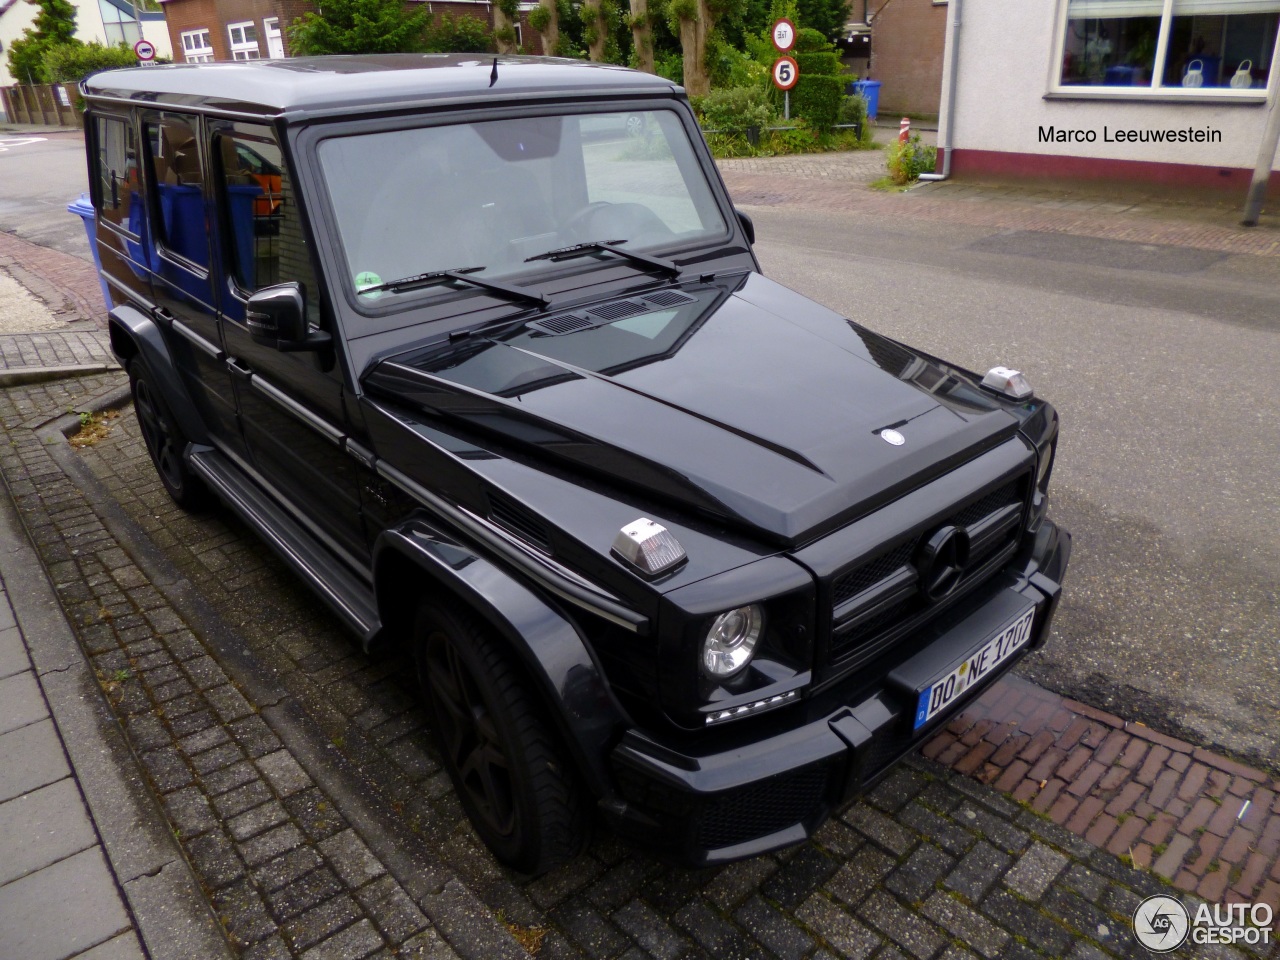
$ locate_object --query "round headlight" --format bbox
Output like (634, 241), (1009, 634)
(701, 605), (764, 678)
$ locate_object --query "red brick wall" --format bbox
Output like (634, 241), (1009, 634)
(870, 0), (947, 119)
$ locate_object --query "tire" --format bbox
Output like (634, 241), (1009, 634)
(127, 356), (210, 510)
(414, 601), (587, 874)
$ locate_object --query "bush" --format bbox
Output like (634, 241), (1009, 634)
(42, 41), (137, 83)
(695, 85), (775, 134)
(793, 27), (832, 53)
(885, 133), (937, 184)
(655, 50), (683, 84)
(792, 73), (842, 131)
(424, 13), (494, 53)
(794, 50), (839, 76)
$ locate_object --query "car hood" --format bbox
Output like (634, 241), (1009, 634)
(365, 272), (1021, 546)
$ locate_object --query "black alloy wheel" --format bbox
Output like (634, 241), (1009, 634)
(414, 601), (585, 875)
(128, 357), (209, 509)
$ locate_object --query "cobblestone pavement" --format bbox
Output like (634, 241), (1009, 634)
(0, 370), (1275, 959)
(2, 165), (1280, 959)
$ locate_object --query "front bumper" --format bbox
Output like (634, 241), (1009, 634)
(604, 519), (1071, 866)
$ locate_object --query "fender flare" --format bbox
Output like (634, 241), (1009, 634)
(374, 520), (629, 798)
(108, 304), (210, 444)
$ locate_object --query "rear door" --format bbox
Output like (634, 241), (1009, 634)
(138, 110), (244, 454)
(88, 112), (154, 314)
(211, 120), (369, 569)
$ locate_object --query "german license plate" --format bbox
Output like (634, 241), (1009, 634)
(913, 606), (1036, 730)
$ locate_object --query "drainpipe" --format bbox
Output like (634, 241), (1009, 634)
(1242, 56), (1280, 225)
(918, 0), (961, 181)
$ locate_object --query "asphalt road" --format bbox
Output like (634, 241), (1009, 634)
(749, 205), (1280, 768)
(4, 131), (1277, 768)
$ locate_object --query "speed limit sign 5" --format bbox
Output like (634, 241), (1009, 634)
(772, 56), (799, 91)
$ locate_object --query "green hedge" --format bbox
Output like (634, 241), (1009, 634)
(794, 51), (839, 76)
(41, 41), (136, 83)
(793, 73), (842, 131)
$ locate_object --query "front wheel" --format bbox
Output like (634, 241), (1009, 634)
(128, 356), (210, 510)
(414, 601), (587, 874)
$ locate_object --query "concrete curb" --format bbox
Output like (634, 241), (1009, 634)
(0, 362), (119, 386)
(0, 404), (235, 960)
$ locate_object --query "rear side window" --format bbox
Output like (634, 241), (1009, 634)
(143, 114), (210, 268)
(94, 116), (140, 236)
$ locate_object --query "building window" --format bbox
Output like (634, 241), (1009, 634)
(98, 0), (141, 46)
(1057, 0), (1280, 95)
(181, 29), (214, 63)
(228, 21), (261, 60)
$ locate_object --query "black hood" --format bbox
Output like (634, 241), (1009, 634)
(365, 273), (1021, 546)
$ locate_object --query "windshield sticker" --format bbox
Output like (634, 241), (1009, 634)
(355, 271), (383, 298)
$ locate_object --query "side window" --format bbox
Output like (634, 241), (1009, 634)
(215, 124), (318, 319)
(94, 116), (141, 235)
(143, 114), (210, 268)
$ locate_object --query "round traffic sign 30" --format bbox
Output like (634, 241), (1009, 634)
(772, 56), (799, 91)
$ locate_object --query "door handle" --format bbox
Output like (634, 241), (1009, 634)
(226, 357), (253, 381)
(153, 306), (175, 326)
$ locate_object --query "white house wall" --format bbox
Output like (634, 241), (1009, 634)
(1, 0), (172, 87)
(944, 0), (1280, 177)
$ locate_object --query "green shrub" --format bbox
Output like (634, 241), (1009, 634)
(794, 51), (839, 75)
(792, 73), (842, 131)
(794, 27), (831, 53)
(694, 85), (775, 134)
(655, 51), (683, 84)
(885, 133), (937, 184)
(528, 4), (552, 33)
(424, 13), (494, 53)
(42, 41), (137, 83)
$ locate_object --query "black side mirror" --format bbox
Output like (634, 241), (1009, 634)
(736, 209), (756, 246)
(246, 282), (331, 353)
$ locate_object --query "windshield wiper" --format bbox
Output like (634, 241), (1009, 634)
(359, 265), (548, 307)
(525, 240), (679, 276)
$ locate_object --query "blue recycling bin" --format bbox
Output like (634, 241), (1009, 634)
(847, 80), (881, 122)
(67, 193), (112, 311)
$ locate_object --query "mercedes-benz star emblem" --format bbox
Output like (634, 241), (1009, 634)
(880, 428), (905, 446)
(1131, 895), (1190, 953)
(915, 525), (971, 602)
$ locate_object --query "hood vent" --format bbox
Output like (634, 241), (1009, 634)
(643, 290), (696, 309)
(488, 492), (552, 554)
(528, 314), (594, 336)
(587, 299), (647, 322)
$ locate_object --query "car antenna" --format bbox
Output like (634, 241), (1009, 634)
(490, 58), (498, 87)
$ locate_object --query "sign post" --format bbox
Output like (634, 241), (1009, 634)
(134, 38), (156, 67)
(771, 20), (798, 121)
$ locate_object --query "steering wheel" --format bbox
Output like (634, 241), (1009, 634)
(560, 201), (674, 247)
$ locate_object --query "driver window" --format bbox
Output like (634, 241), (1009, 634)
(215, 124), (318, 323)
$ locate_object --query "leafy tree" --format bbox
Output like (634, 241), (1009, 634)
(288, 0), (430, 55)
(6, 0), (78, 84)
(43, 40), (137, 82)
(797, 0), (851, 41)
(423, 14), (493, 53)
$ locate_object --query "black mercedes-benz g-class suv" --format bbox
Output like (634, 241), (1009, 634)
(82, 55), (1070, 875)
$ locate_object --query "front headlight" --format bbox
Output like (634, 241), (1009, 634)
(701, 605), (764, 678)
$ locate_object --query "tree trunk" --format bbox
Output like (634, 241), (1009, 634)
(537, 0), (559, 56)
(678, 1), (714, 97)
(630, 0), (653, 74)
(585, 3), (608, 62)
(493, 7), (518, 55)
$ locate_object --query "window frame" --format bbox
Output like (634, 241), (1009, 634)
(180, 28), (214, 63)
(227, 20), (261, 60)
(91, 113), (143, 241)
(141, 110), (213, 277)
(1047, 0), (1280, 101)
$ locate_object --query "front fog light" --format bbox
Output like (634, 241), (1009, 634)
(702, 605), (764, 678)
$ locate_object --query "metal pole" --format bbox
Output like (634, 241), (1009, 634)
(784, 90), (790, 121)
(1242, 76), (1280, 226)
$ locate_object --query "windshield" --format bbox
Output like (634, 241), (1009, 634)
(317, 109), (727, 304)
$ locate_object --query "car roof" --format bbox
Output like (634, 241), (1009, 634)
(81, 54), (681, 120)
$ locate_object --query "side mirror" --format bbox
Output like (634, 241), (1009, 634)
(736, 209), (756, 246)
(246, 282), (331, 353)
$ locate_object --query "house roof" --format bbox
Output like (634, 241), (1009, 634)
(80, 54), (680, 120)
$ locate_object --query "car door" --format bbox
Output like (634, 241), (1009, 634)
(138, 110), (244, 456)
(210, 120), (369, 569)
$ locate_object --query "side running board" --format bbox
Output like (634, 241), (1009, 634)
(186, 447), (380, 644)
